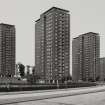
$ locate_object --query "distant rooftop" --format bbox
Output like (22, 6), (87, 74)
(73, 32), (99, 40)
(43, 7), (69, 15)
(100, 57), (105, 59)
(73, 36), (79, 39)
(0, 23), (15, 27)
(35, 19), (40, 22)
(35, 7), (69, 22)
(81, 32), (99, 36)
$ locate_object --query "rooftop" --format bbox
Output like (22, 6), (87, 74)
(0, 23), (15, 27)
(73, 32), (99, 40)
(81, 32), (99, 36)
(35, 19), (40, 22)
(42, 7), (69, 15)
(35, 7), (69, 22)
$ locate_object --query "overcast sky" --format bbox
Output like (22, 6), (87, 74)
(0, 0), (105, 66)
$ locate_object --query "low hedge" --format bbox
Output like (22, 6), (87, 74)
(0, 82), (97, 92)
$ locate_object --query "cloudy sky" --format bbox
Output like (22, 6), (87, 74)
(0, 0), (105, 66)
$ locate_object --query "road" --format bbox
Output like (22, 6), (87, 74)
(0, 85), (105, 105)
(10, 91), (105, 105)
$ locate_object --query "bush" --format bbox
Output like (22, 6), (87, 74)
(0, 82), (97, 92)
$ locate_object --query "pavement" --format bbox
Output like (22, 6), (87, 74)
(0, 85), (105, 105)
(11, 91), (105, 105)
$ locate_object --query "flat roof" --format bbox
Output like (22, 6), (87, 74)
(73, 37), (79, 39)
(100, 57), (105, 59)
(73, 32), (99, 40)
(35, 19), (40, 22)
(35, 7), (69, 22)
(81, 32), (99, 36)
(42, 7), (69, 15)
(0, 23), (15, 27)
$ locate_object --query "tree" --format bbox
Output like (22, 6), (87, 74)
(17, 63), (25, 78)
(27, 74), (40, 84)
(61, 75), (72, 83)
(32, 66), (35, 75)
(67, 75), (72, 80)
(96, 76), (100, 81)
(88, 78), (95, 82)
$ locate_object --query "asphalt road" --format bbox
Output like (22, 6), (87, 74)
(11, 91), (105, 105)
(0, 85), (105, 105)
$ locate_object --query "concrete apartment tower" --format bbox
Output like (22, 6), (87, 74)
(72, 32), (100, 82)
(35, 7), (70, 83)
(100, 57), (105, 81)
(0, 23), (15, 77)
